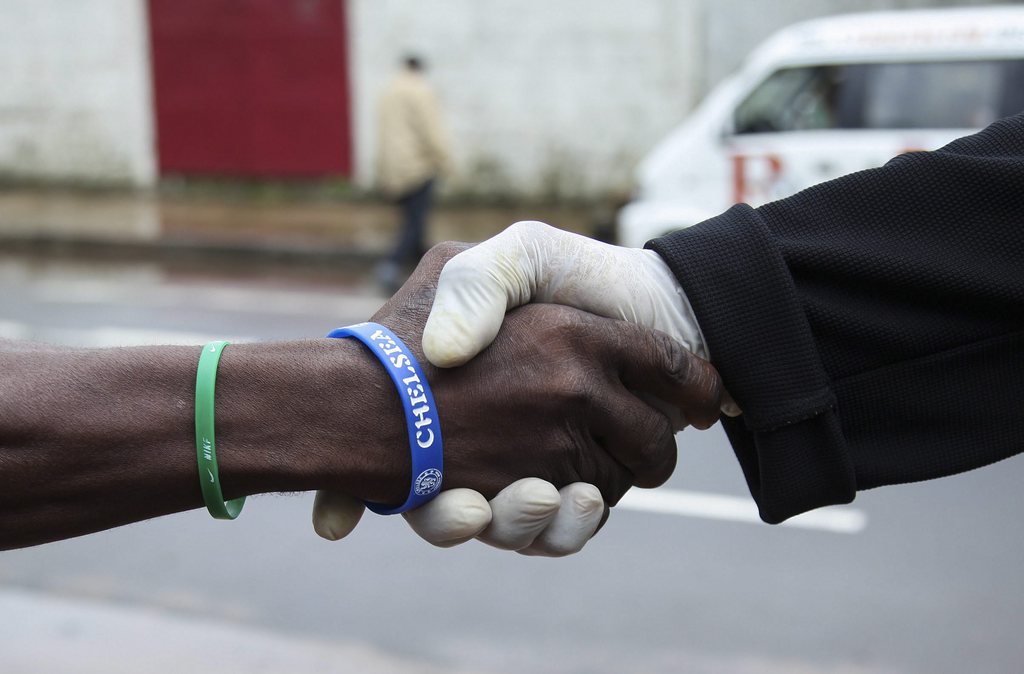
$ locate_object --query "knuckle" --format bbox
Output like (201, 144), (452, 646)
(657, 333), (691, 382)
(537, 303), (587, 333)
(425, 241), (470, 266)
(508, 219), (554, 239)
(638, 423), (679, 488)
(604, 473), (632, 507)
(564, 434), (608, 492)
(623, 413), (677, 488)
(437, 248), (475, 280)
(567, 483), (604, 514)
(534, 534), (587, 558)
(510, 478), (561, 515)
(550, 368), (598, 413)
(578, 451), (632, 506)
(690, 364), (726, 429)
(522, 303), (605, 360)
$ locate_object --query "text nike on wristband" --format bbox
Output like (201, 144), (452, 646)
(326, 322), (443, 515)
(195, 340), (246, 520)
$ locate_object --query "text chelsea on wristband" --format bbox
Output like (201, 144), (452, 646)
(326, 322), (443, 514)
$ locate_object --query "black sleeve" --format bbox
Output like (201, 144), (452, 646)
(647, 113), (1024, 524)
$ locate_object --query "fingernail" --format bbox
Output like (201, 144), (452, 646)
(721, 401), (742, 417)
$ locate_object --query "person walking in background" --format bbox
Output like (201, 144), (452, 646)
(375, 55), (453, 293)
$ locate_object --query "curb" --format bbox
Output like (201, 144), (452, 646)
(0, 233), (384, 267)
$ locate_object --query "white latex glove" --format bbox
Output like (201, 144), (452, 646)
(416, 221), (739, 556)
(313, 479), (605, 557)
(423, 220), (709, 366)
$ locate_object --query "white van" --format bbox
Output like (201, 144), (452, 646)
(617, 6), (1024, 248)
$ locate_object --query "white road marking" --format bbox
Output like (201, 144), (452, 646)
(0, 320), (31, 340)
(618, 488), (867, 534)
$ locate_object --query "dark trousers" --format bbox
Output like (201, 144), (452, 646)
(390, 178), (435, 268)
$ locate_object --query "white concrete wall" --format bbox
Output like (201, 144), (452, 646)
(348, 0), (704, 200)
(0, 0), (156, 186)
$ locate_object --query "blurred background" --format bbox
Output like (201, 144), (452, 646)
(2, 1), (1023, 672)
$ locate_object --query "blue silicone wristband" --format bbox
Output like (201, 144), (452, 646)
(326, 322), (443, 515)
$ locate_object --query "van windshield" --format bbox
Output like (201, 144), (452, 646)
(733, 59), (1024, 133)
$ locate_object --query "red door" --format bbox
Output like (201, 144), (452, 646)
(149, 0), (352, 177)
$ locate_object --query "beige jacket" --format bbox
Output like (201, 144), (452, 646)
(376, 71), (453, 198)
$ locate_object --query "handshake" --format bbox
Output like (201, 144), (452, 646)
(313, 221), (735, 556)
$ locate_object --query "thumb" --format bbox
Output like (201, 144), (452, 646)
(312, 490), (365, 541)
(423, 221), (548, 367)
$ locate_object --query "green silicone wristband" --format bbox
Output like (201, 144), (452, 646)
(195, 340), (246, 520)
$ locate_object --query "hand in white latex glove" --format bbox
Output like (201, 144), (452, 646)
(313, 479), (606, 557)
(413, 221), (737, 555)
(314, 223), (731, 557)
(423, 219), (711, 366)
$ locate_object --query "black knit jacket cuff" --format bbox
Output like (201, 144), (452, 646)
(647, 205), (856, 523)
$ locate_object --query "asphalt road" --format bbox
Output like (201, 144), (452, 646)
(1, 251), (1022, 674)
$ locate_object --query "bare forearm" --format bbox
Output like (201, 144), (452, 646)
(0, 339), (404, 549)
